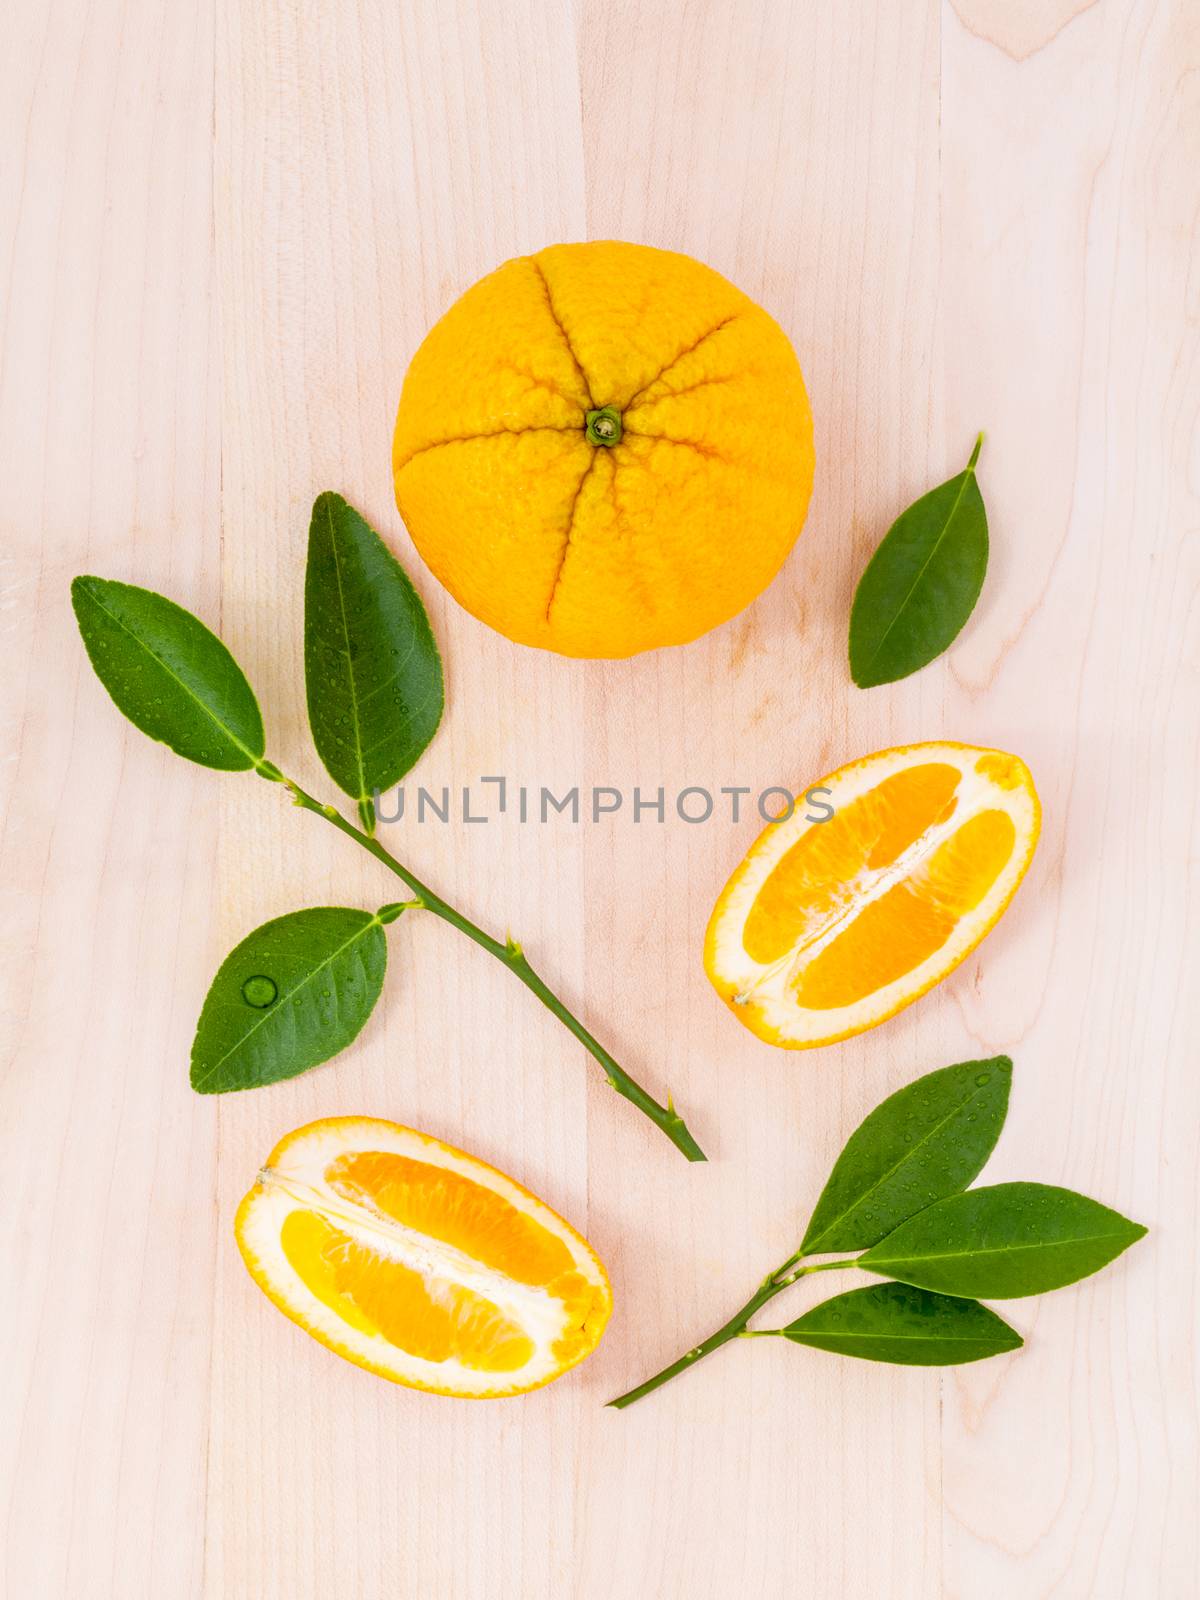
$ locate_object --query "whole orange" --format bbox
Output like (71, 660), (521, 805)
(393, 241), (814, 658)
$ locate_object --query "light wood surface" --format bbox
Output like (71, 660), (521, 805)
(3, 2), (1197, 1595)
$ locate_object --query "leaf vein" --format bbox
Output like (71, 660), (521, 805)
(790, 1329), (1011, 1345)
(325, 499), (368, 800)
(866, 1231), (1137, 1267)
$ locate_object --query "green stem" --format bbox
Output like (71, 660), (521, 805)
(772, 1256), (847, 1289)
(607, 1255), (853, 1409)
(275, 772), (706, 1162)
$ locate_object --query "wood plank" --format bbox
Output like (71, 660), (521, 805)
(208, 3), (592, 1595)
(939, 2), (1200, 1593)
(0, 2), (220, 1595)
(574, 4), (946, 1598)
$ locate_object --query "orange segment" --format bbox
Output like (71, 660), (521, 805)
(548, 1271), (611, 1363)
(235, 1118), (612, 1398)
(705, 743), (1040, 1048)
(795, 810), (1017, 1010)
(974, 751), (1026, 790)
(279, 1209), (379, 1337)
(281, 1210), (534, 1373)
(923, 808), (1017, 915)
(744, 762), (962, 963)
(325, 1151), (575, 1287)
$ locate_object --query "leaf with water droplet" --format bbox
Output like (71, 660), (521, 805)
(859, 1183), (1147, 1298)
(191, 906), (389, 1093)
(71, 576), (265, 771)
(799, 1057), (1012, 1255)
(849, 435), (989, 687)
(304, 493), (443, 833)
(780, 1281), (1022, 1366)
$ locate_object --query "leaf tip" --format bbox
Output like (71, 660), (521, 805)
(986, 1053), (1014, 1088)
(311, 488), (348, 518)
(69, 573), (103, 619)
(847, 641), (890, 690)
(968, 432), (985, 471)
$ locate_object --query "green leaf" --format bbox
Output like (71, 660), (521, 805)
(190, 906), (389, 1093)
(71, 576), (265, 770)
(781, 1281), (1022, 1366)
(800, 1056), (1012, 1255)
(849, 434), (988, 688)
(859, 1182), (1147, 1298)
(305, 492), (444, 829)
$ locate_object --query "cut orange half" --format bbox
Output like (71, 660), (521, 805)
(235, 1118), (612, 1398)
(705, 742), (1040, 1048)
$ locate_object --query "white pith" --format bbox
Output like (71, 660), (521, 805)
(706, 743), (1039, 1048)
(236, 1117), (610, 1398)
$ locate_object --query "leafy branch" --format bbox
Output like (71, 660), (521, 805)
(609, 1057), (1146, 1405)
(71, 492), (705, 1162)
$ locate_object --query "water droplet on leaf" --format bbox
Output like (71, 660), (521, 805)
(241, 974), (278, 1008)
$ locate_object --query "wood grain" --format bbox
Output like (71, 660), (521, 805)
(2, 1), (1196, 1595)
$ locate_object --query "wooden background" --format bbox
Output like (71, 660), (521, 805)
(2, 1), (1197, 1595)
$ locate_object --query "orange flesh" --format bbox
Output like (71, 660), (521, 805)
(325, 1151), (575, 1285)
(743, 763), (963, 964)
(794, 809), (1017, 1009)
(974, 751), (1025, 790)
(280, 1208), (535, 1373)
(273, 1151), (609, 1377)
